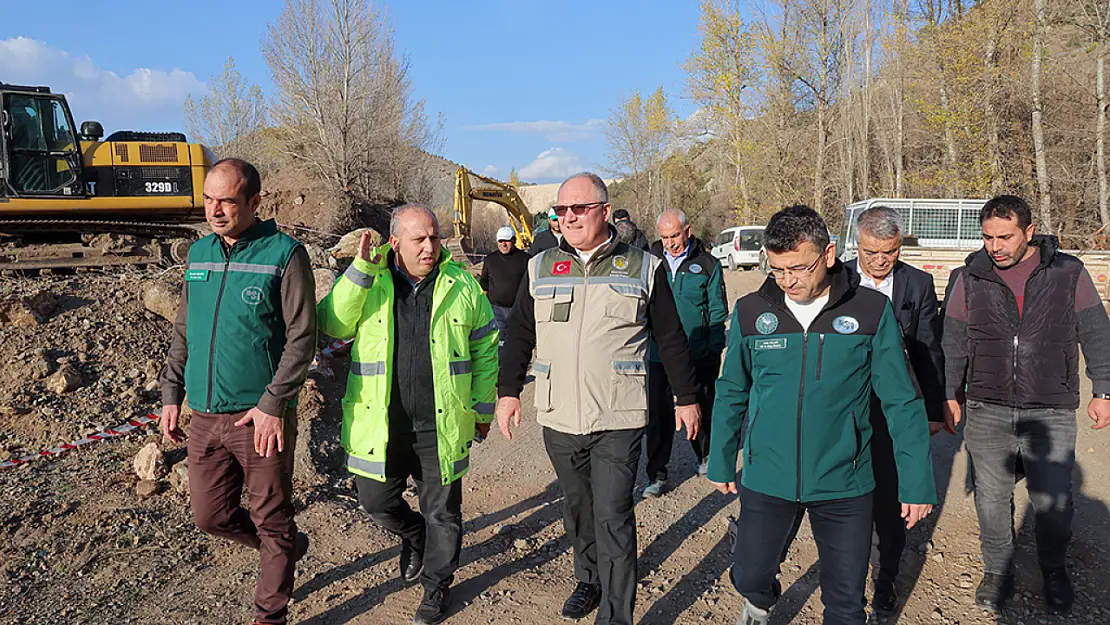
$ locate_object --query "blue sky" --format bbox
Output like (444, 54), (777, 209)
(1, 0), (704, 183)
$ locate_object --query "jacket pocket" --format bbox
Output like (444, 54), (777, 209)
(746, 407), (761, 465)
(532, 359), (553, 412)
(610, 359), (648, 411)
(851, 411), (862, 469)
(533, 287), (572, 323)
(604, 284), (645, 320)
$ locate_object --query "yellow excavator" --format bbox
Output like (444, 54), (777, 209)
(446, 167), (534, 266)
(0, 82), (213, 270)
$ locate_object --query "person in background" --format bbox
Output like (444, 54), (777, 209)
(642, 209), (727, 498)
(479, 226), (530, 356)
(613, 208), (649, 251)
(942, 194), (1110, 614)
(529, 207), (563, 254)
(161, 158), (316, 625)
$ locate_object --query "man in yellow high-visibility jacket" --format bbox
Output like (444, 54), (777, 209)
(317, 204), (498, 625)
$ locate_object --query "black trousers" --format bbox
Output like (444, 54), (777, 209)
(868, 399), (906, 582)
(644, 355), (718, 481)
(733, 485), (873, 625)
(544, 426), (643, 625)
(355, 430), (463, 590)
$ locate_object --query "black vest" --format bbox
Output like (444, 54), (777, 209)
(962, 236), (1083, 409)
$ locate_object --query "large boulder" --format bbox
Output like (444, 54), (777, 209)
(133, 442), (167, 481)
(328, 228), (382, 260)
(142, 282), (181, 324)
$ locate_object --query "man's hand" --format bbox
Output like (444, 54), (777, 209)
(675, 403), (701, 441)
(942, 399), (962, 435)
(234, 407), (284, 457)
(901, 503), (933, 529)
(496, 397), (522, 441)
(161, 404), (184, 444)
(710, 480), (738, 495)
(357, 231), (381, 263)
(1089, 397), (1110, 430)
(474, 422), (491, 443)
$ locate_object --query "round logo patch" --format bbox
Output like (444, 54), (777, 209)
(241, 286), (264, 306)
(690, 264), (702, 274)
(755, 312), (779, 335)
(833, 315), (860, 334)
(612, 256), (629, 270)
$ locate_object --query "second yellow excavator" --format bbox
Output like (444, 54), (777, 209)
(446, 167), (533, 265)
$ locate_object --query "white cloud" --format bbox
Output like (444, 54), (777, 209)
(464, 119), (603, 143)
(519, 148), (584, 182)
(0, 37), (205, 133)
(481, 165), (501, 178)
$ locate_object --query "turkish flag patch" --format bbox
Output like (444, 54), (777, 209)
(553, 260), (572, 275)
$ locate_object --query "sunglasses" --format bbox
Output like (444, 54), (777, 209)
(551, 201), (606, 217)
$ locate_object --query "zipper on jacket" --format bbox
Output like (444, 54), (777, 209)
(815, 334), (825, 381)
(206, 246), (233, 413)
(1012, 334), (1019, 404)
(575, 258), (589, 432)
(852, 411), (861, 469)
(746, 407), (761, 465)
(795, 332), (808, 502)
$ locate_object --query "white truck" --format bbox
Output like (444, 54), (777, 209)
(839, 198), (1110, 304)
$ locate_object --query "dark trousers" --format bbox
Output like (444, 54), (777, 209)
(544, 426), (643, 625)
(644, 355), (718, 481)
(492, 304), (512, 357)
(963, 400), (1076, 574)
(868, 401), (906, 582)
(188, 410), (298, 625)
(733, 485), (873, 625)
(355, 430), (463, 590)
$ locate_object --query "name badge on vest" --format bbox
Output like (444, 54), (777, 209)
(185, 270), (210, 282)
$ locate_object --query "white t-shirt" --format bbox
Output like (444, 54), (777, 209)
(577, 234), (614, 265)
(785, 293), (830, 332)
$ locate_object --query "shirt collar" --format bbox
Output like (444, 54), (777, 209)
(664, 241), (692, 262)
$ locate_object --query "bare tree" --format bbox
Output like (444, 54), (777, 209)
(603, 87), (677, 212)
(1032, 0), (1054, 231)
(1074, 0), (1110, 227)
(263, 0), (438, 206)
(183, 57), (267, 161)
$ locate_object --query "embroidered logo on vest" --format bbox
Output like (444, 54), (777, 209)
(242, 286), (264, 306)
(755, 312), (779, 334)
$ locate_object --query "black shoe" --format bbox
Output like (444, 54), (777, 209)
(975, 573), (1014, 612)
(400, 539), (424, 585)
(1042, 567), (1074, 612)
(412, 586), (450, 625)
(292, 531), (310, 562)
(871, 577), (899, 613)
(561, 582), (602, 620)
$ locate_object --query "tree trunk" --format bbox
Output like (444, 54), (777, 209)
(861, 0), (872, 199)
(985, 34), (1003, 194)
(814, 103), (827, 214)
(1032, 0), (1053, 232)
(1098, 42), (1109, 227)
(940, 85), (958, 196)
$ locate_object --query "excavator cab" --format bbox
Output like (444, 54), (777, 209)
(1, 87), (83, 197)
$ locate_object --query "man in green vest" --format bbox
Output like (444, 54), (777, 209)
(160, 159), (317, 625)
(317, 204), (499, 625)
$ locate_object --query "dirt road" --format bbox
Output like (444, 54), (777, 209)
(3, 268), (1110, 625)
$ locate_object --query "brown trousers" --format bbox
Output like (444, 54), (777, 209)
(188, 410), (298, 625)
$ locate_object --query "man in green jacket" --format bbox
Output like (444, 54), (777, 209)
(708, 205), (936, 625)
(161, 159), (316, 625)
(317, 205), (498, 625)
(643, 209), (728, 497)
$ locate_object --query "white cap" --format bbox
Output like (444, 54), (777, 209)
(496, 226), (515, 241)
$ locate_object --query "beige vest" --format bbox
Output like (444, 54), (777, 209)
(529, 239), (661, 435)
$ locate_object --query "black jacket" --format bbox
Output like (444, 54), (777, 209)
(942, 235), (1110, 409)
(388, 256), (439, 433)
(616, 219), (650, 250)
(528, 228), (560, 255)
(479, 247), (530, 307)
(846, 259), (945, 422)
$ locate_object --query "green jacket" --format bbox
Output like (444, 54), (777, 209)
(708, 263), (937, 504)
(649, 237), (728, 361)
(317, 245), (499, 485)
(182, 219), (305, 414)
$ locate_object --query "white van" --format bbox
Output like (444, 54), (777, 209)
(710, 226), (765, 270)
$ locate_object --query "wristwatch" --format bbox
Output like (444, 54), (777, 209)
(1095, 393), (1110, 400)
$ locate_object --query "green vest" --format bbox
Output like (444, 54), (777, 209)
(316, 245), (500, 485)
(183, 219), (302, 414)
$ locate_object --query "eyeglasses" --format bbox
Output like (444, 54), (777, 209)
(551, 201), (606, 217)
(767, 255), (822, 280)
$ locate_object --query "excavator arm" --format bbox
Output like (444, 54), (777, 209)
(450, 167), (534, 264)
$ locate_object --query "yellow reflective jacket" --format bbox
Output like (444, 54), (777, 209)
(317, 244), (498, 484)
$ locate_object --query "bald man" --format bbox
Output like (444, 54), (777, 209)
(317, 205), (499, 625)
(643, 209), (728, 497)
(161, 158), (316, 625)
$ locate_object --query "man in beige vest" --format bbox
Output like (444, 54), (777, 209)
(496, 172), (702, 625)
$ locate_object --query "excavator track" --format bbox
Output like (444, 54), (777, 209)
(0, 219), (205, 272)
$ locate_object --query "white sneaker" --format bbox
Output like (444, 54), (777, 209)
(642, 479), (666, 498)
(736, 600), (769, 625)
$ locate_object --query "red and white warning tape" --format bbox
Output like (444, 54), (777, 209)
(321, 338), (354, 357)
(0, 412), (161, 470)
